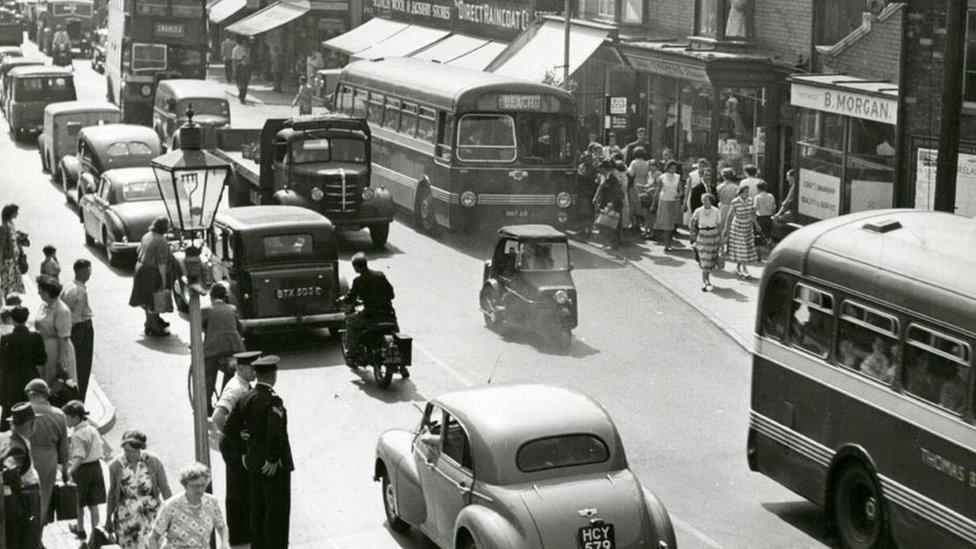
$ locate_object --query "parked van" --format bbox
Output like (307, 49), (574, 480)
(5, 65), (75, 139)
(153, 79), (229, 150)
(38, 100), (120, 180)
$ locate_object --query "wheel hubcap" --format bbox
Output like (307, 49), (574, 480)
(384, 481), (396, 518)
(865, 496), (878, 522)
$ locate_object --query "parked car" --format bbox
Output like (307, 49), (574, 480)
(60, 123), (161, 205)
(173, 206), (346, 333)
(375, 384), (677, 549)
(0, 57), (41, 104)
(38, 100), (119, 179)
(79, 167), (166, 267)
(4, 65), (74, 139)
(0, 45), (21, 61)
(153, 79), (230, 151)
(89, 27), (105, 72)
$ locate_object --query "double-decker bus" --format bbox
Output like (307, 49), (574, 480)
(748, 210), (976, 549)
(104, 0), (206, 125)
(332, 57), (578, 233)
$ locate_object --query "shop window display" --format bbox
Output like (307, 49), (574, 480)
(717, 88), (765, 175)
(681, 83), (714, 165)
(846, 119), (895, 211)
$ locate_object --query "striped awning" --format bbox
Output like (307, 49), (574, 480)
(225, 0), (309, 37)
(207, 0), (246, 24)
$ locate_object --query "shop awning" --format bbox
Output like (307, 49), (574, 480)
(444, 41), (507, 71)
(354, 23), (450, 60)
(225, 0), (309, 37)
(491, 19), (609, 82)
(413, 34), (489, 64)
(322, 17), (408, 55)
(207, 0), (246, 24)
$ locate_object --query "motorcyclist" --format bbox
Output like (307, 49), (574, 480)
(343, 252), (395, 362)
(51, 24), (71, 51)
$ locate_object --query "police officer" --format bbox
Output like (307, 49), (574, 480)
(343, 252), (396, 362)
(1, 402), (41, 549)
(211, 350), (261, 548)
(224, 355), (293, 549)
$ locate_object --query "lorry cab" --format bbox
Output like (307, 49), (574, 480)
(191, 205), (346, 334)
(153, 79), (230, 151)
(5, 65), (74, 139)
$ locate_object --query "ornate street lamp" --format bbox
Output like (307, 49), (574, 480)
(150, 107), (230, 468)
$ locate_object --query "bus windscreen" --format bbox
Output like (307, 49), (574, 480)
(457, 113), (572, 165)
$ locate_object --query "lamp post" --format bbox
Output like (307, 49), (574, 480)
(150, 107), (230, 467)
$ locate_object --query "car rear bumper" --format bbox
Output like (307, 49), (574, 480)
(108, 241), (139, 253)
(240, 312), (345, 331)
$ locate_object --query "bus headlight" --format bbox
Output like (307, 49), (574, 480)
(310, 187), (324, 201)
(556, 191), (572, 209)
(460, 191), (477, 208)
(362, 187), (374, 200)
(140, 85), (152, 97)
(554, 290), (570, 304)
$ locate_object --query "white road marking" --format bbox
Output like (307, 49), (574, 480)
(415, 341), (475, 387)
(671, 514), (723, 549)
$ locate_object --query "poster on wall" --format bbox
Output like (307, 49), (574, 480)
(850, 180), (893, 212)
(798, 168), (841, 219)
(915, 147), (976, 217)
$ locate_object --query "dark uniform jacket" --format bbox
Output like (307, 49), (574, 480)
(347, 270), (394, 316)
(0, 327), (47, 411)
(224, 384), (294, 474)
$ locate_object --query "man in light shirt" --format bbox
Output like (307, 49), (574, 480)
(60, 259), (93, 401)
(739, 164), (765, 198)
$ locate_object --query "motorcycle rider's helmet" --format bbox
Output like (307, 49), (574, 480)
(351, 252), (368, 273)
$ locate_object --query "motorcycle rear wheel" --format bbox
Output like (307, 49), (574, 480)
(373, 364), (395, 388)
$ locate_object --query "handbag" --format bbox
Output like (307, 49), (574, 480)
(17, 251), (27, 275)
(88, 526), (117, 549)
(594, 207), (621, 230)
(153, 289), (174, 313)
(53, 481), (78, 521)
(49, 371), (79, 408)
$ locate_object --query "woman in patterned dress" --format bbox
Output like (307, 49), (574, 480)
(106, 431), (172, 549)
(148, 462), (229, 549)
(723, 185), (761, 278)
(690, 193), (722, 292)
(0, 204), (24, 301)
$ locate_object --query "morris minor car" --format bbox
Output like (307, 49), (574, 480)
(79, 167), (167, 268)
(375, 384), (676, 549)
(174, 206), (346, 334)
(5, 65), (74, 139)
(60, 123), (161, 204)
(38, 100), (119, 179)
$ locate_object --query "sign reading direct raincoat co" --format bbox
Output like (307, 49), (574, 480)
(790, 83), (898, 125)
(369, 0), (563, 40)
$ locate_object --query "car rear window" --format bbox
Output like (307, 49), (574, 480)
(262, 234), (313, 258)
(122, 181), (161, 202)
(107, 141), (154, 157)
(15, 77), (75, 102)
(516, 434), (610, 473)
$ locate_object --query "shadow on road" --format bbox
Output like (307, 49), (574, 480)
(245, 329), (348, 370)
(349, 375), (426, 403)
(494, 328), (600, 359)
(762, 501), (835, 547)
(135, 332), (191, 355)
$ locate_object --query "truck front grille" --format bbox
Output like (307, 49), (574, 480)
(321, 168), (362, 214)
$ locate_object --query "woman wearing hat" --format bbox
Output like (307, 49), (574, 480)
(129, 217), (174, 337)
(106, 430), (172, 549)
(25, 378), (68, 527)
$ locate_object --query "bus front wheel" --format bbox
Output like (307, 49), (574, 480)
(832, 464), (890, 549)
(414, 185), (439, 235)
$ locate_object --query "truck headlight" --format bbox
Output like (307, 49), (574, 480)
(310, 187), (324, 201)
(554, 290), (569, 304)
(362, 187), (374, 200)
(460, 191), (477, 208)
(140, 85), (152, 97)
(556, 191), (572, 209)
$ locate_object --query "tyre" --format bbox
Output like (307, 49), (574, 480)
(480, 289), (501, 328)
(61, 169), (72, 200)
(39, 148), (48, 173)
(368, 223), (390, 248)
(414, 185), (438, 234)
(381, 473), (410, 533)
(102, 228), (125, 268)
(833, 464), (890, 549)
(81, 214), (94, 246)
(373, 364), (394, 389)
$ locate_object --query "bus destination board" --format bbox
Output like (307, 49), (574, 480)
(498, 94), (542, 111)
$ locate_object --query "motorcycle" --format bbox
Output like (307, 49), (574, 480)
(339, 296), (412, 389)
(52, 42), (72, 69)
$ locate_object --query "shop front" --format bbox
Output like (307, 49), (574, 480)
(789, 74), (898, 223)
(616, 42), (789, 189)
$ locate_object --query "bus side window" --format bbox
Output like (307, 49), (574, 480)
(367, 93), (385, 125)
(789, 284), (834, 359)
(337, 85), (354, 114)
(760, 274), (791, 341)
(836, 301), (899, 385)
(382, 97), (400, 130)
(352, 88), (368, 118)
(903, 325), (970, 415)
(400, 102), (418, 138)
(417, 107), (436, 143)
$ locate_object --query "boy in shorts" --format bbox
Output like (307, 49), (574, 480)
(64, 400), (106, 539)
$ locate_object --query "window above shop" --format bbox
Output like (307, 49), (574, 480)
(578, 0), (645, 25)
(693, 0), (754, 44)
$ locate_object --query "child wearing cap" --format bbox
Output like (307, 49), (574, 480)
(63, 399), (106, 540)
(40, 245), (61, 282)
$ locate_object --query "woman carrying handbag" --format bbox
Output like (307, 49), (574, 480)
(129, 217), (174, 337)
(592, 160), (625, 252)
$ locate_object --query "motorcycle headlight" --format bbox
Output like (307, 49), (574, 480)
(556, 191), (572, 209)
(140, 85), (151, 97)
(554, 290), (569, 304)
(362, 187), (374, 200)
(310, 187), (324, 201)
(460, 191), (477, 208)
(558, 212), (568, 223)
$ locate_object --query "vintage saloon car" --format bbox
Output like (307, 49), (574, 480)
(375, 384), (676, 549)
(174, 206), (346, 333)
(5, 65), (75, 139)
(79, 167), (167, 267)
(38, 100), (120, 179)
(60, 123), (161, 204)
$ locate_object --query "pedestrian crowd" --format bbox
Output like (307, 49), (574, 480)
(576, 129), (800, 292)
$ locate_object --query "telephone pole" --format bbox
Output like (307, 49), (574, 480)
(934, 0), (968, 213)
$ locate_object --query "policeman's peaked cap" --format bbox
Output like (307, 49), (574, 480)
(233, 351), (263, 365)
(252, 354), (281, 373)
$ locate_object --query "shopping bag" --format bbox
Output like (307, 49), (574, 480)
(594, 207), (621, 230)
(49, 371), (79, 408)
(53, 481), (78, 521)
(88, 526), (117, 549)
(17, 251), (27, 275)
(153, 289), (174, 313)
